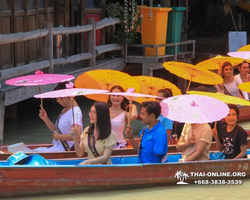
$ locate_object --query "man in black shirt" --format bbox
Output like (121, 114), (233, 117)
(213, 104), (247, 159)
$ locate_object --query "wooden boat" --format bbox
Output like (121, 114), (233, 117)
(0, 150), (249, 198)
(1, 137), (250, 160)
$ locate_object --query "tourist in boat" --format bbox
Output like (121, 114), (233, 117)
(234, 61), (250, 100)
(215, 61), (248, 99)
(212, 104), (247, 159)
(177, 123), (212, 162)
(107, 85), (138, 149)
(155, 88), (174, 144)
(125, 101), (168, 163)
(71, 102), (116, 165)
(35, 82), (83, 152)
(175, 85), (222, 141)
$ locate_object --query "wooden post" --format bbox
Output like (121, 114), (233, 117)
(44, 22), (54, 73)
(142, 63), (150, 76)
(80, 0), (85, 53)
(100, 0), (106, 59)
(0, 92), (5, 145)
(35, 0), (40, 61)
(65, 0), (70, 57)
(87, 18), (96, 67)
(23, 0), (30, 65)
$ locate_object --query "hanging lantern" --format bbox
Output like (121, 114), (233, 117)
(140, 0), (144, 33)
(124, 0), (129, 32)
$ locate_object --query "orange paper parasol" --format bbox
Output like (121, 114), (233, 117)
(133, 75), (182, 103)
(237, 44), (250, 52)
(238, 82), (250, 93)
(196, 55), (245, 70)
(187, 91), (250, 106)
(163, 61), (223, 92)
(75, 69), (140, 102)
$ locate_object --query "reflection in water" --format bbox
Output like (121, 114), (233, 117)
(3, 180), (250, 200)
(3, 98), (250, 199)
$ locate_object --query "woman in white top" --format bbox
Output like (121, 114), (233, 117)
(215, 62), (248, 99)
(36, 82), (83, 152)
(107, 85), (138, 149)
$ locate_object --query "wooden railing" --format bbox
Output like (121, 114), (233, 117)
(0, 17), (123, 81)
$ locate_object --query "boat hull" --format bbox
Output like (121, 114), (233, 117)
(0, 158), (249, 198)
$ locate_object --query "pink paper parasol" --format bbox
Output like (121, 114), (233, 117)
(160, 101), (169, 118)
(6, 70), (74, 86)
(34, 88), (108, 99)
(227, 51), (250, 60)
(162, 94), (229, 124)
(34, 88), (108, 126)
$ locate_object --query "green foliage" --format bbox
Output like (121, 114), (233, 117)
(101, 2), (142, 44)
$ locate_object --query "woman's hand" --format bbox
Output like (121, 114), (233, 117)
(125, 125), (133, 139)
(212, 128), (218, 138)
(39, 106), (48, 121)
(53, 132), (61, 141)
(79, 160), (90, 165)
(70, 125), (78, 140)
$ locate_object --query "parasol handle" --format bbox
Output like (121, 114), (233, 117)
(213, 121), (217, 133)
(71, 98), (75, 125)
(127, 101), (132, 126)
(186, 76), (193, 94)
(39, 85), (43, 107)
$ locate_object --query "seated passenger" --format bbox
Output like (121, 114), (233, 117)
(177, 123), (212, 162)
(107, 85), (138, 149)
(125, 101), (168, 163)
(71, 102), (116, 165)
(213, 104), (247, 159)
(36, 82), (83, 152)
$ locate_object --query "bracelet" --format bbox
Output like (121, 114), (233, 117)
(53, 131), (57, 134)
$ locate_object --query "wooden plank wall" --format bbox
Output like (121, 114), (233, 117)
(0, 0), (105, 70)
(0, 0), (53, 70)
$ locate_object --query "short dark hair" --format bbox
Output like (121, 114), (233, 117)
(194, 85), (208, 92)
(140, 101), (161, 118)
(238, 61), (249, 68)
(88, 102), (111, 140)
(107, 85), (130, 111)
(228, 104), (240, 119)
(54, 81), (74, 91)
(157, 88), (173, 98)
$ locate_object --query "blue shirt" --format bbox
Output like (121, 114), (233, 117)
(157, 115), (173, 131)
(139, 121), (168, 163)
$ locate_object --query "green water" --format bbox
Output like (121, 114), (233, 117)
(3, 180), (250, 200)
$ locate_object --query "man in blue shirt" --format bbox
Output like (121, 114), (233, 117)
(125, 101), (168, 163)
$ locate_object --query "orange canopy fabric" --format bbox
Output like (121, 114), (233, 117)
(133, 75), (182, 103)
(196, 55), (245, 70)
(237, 45), (250, 52)
(238, 82), (250, 93)
(163, 61), (223, 85)
(75, 69), (140, 102)
(187, 91), (250, 106)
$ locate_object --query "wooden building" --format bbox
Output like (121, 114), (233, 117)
(0, 0), (195, 143)
(0, 0), (108, 69)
